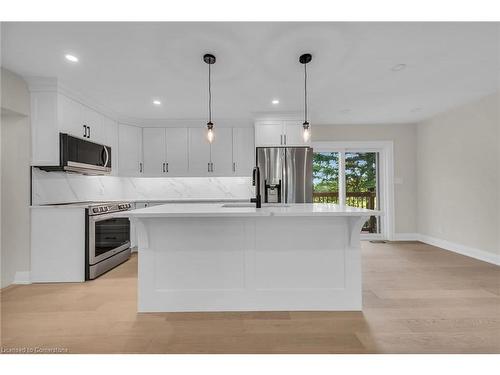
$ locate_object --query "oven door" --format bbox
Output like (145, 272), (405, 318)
(88, 214), (130, 265)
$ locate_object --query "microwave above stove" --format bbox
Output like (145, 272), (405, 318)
(37, 133), (111, 175)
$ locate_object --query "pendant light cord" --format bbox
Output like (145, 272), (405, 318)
(208, 63), (212, 123)
(304, 63), (308, 124)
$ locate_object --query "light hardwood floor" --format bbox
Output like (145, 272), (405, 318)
(1, 241), (499, 353)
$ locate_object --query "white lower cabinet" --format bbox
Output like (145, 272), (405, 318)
(31, 207), (86, 282)
(118, 124), (143, 176)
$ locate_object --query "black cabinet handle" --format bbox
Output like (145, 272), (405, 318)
(83, 125), (87, 138)
(88, 126), (91, 139)
(162, 162), (165, 173)
(166, 162), (169, 173)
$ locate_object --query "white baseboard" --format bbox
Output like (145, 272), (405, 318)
(393, 233), (420, 241)
(361, 233), (384, 241)
(13, 271), (31, 284)
(388, 233), (499, 266)
(418, 234), (500, 266)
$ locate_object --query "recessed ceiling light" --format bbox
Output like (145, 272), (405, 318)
(153, 100), (161, 105)
(391, 63), (406, 72)
(272, 99), (280, 105)
(64, 54), (79, 63)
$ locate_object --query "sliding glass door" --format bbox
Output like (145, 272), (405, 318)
(312, 152), (340, 203)
(345, 152), (380, 234)
(313, 149), (382, 237)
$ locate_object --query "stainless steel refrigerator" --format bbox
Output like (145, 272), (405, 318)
(256, 147), (313, 204)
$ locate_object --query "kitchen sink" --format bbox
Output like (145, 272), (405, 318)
(221, 203), (290, 208)
(221, 203), (255, 208)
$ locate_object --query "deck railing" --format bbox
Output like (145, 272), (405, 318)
(312, 190), (378, 233)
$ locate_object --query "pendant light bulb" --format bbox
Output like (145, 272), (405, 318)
(207, 122), (215, 143)
(303, 122), (311, 142)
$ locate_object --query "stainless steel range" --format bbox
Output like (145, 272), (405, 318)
(86, 202), (132, 280)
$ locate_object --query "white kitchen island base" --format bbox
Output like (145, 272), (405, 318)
(125, 204), (374, 312)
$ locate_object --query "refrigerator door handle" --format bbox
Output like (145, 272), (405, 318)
(282, 148), (287, 203)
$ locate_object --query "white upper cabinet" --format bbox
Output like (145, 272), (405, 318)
(210, 128), (233, 176)
(255, 120), (311, 147)
(232, 127), (255, 176)
(142, 128), (167, 176)
(141, 127), (190, 177)
(283, 120), (310, 146)
(30, 86), (255, 177)
(83, 106), (103, 144)
(165, 128), (189, 176)
(58, 94), (86, 139)
(188, 128), (211, 176)
(58, 94), (104, 144)
(101, 116), (119, 175)
(31, 91), (61, 165)
(118, 124), (143, 176)
(138, 127), (250, 177)
(31, 91), (119, 166)
(254, 121), (283, 147)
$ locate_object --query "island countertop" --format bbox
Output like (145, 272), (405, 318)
(116, 203), (381, 218)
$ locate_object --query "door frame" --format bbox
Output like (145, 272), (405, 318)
(312, 141), (395, 241)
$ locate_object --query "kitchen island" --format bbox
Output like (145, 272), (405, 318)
(118, 203), (380, 312)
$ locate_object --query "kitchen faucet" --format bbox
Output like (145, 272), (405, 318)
(250, 166), (262, 208)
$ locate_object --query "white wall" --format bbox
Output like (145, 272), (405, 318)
(313, 123), (418, 235)
(417, 92), (500, 259)
(1, 68), (31, 287)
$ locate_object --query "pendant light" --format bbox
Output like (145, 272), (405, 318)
(204, 53), (216, 143)
(299, 53), (312, 142)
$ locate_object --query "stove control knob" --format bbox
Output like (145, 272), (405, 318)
(93, 208), (99, 213)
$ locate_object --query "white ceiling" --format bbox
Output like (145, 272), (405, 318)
(1, 22), (499, 124)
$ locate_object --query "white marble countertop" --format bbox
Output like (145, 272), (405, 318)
(30, 198), (250, 209)
(116, 203), (381, 218)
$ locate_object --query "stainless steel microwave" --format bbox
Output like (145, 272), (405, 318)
(38, 133), (111, 175)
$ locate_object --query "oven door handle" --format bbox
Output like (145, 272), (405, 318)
(89, 213), (122, 222)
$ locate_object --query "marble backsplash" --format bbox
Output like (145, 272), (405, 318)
(32, 168), (254, 205)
